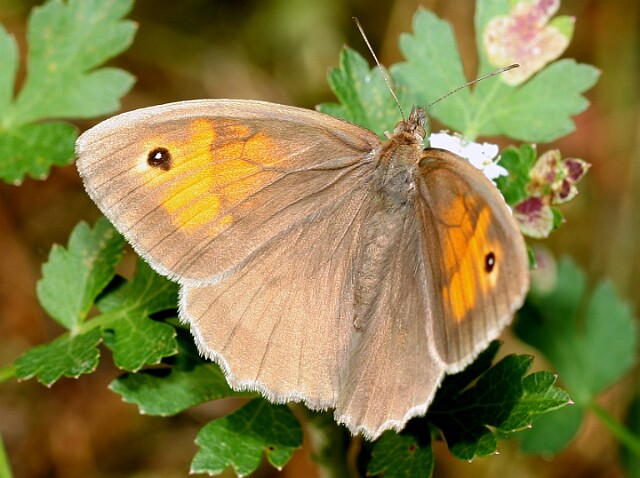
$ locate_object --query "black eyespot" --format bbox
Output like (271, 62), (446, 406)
(147, 147), (172, 171)
(485, 252), (496, 273)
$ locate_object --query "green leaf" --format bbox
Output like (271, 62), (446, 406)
(622, 395), (640, 476)
(551, 207), (564, 229)
(393, 8), (472, 132)
(191, 399), (303, 476)
(17, 218), (125, 386)
(26, 219), (180, 385)
(517, 403), (583, 454)
(392, 7), (598, 142)
(97, 259), (179, 315)
(498, 371), (572, 432)
(495, 144), (536, 205)
(0, 25), (18, 115)
(515, 258), (637, 453)
(14, 328), (102, 386)
(368, 432), (434, 478)
(579, 281), (637, 396)
(6, 0), (136, 125)
(104, 316), (177, 372)
(36, 217), (125, 330)
(362, 341), (571, 466)
(0, 0), (136, 184)
(0, 122), (77, 184)
(97, 259), (179, 371)
(491, 60), (600, 142)
(435, 340), (501, 398)
(517, 258), (637, 406)
(318, 47), (405, 137)
(380, 341), (571, 464)
(111, 333), (255, 415)
(429, 354), (533, 460)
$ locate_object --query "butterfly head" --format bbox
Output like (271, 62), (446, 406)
(391, 106), (427, 146)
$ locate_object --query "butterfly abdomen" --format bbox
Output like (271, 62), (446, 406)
(352, 138), (423, 328)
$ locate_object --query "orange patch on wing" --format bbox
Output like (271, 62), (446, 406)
(215, 132), (279, 203)
(440, 196), (498, 322)
(141, 120), (280, 235)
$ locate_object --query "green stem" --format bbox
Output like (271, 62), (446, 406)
(76, 310), (122, 334)
(302, 408), (357, 478)
(0, 366), (16, 385)
(0, 430), (14, 478)
(590, 402), (640, 457)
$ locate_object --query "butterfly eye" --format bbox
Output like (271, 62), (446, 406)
(147, 147), (172, 171)
(484, 252), (496, 273)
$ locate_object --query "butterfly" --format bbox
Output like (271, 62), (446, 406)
(76, 98), (529, 439)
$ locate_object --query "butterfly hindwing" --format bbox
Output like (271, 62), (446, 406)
(416, 148), (529, 370)
(335, 204), (445, 438)
(181, 175), (372, 408)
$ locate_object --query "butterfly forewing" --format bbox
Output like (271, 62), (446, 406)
(76, 99), (381, 286)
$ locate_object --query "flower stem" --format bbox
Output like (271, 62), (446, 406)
(590, 402), (640, 457)
(0, 366), (16, 385)
(302, 408), (358, 478)
(0, 430), (13, 478)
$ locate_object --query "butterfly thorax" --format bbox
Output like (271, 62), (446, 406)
(372, 106), (427, 208)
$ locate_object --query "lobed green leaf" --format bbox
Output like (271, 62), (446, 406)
(517, 258), (637, 406)
(7, 0), (136, 125)
(318, 47), (407, 137)
(515, 258), (637, 452)
(495, 144), (537, 205)
(0, 122), (77, 184)
(111, 334), (255, 416)
(0, 25), (18, 115)
(498, 371), (571, 432)
(36, 217), (124, 330)
(191, 399), (303, 476)
(491, 60), (600, 142)
(368, 432), (434, 478)
(25, 219), (180, 385)
(393, 8), (471, 132)
(0, 0), (136, 183)
(430, 354), (533, 459)
(97, 260), (179, 370)
(14, 328), (102, 385)
(517, 404), (583, 454)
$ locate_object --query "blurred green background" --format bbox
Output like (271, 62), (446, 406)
(0, 0), (638, 476)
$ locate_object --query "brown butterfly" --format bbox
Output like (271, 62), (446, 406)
(76, 99), (529, 439)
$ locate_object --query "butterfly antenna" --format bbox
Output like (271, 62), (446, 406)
(353, 17), (406, 121)
(427, 64), (520, 108)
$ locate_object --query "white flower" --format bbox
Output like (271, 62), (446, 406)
(429, 132), (508, 183)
